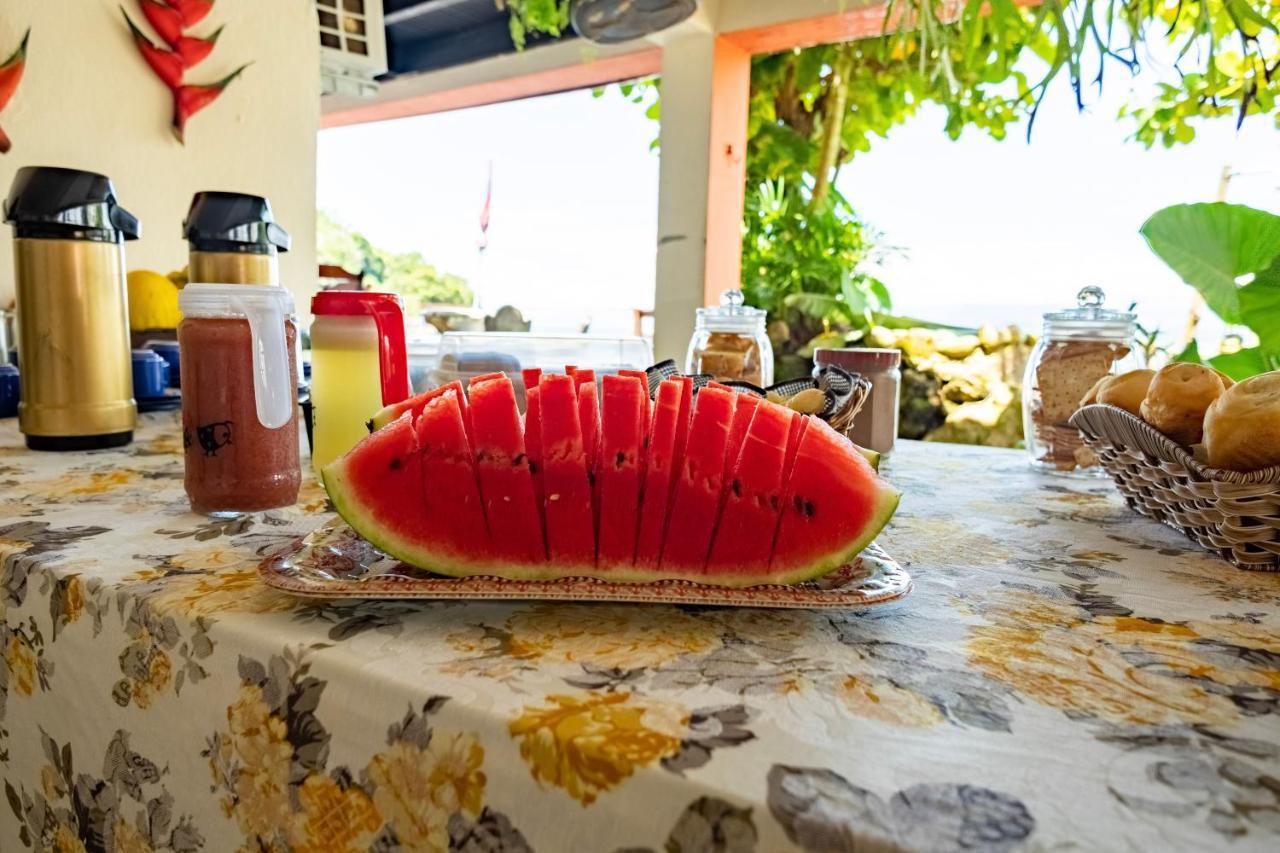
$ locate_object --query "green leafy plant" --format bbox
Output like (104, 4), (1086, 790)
(1141, 203), (1280, 379)
(498, 0), (571, 50)
(317, 211), (474, 312)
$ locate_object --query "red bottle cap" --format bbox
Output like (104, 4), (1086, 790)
(311, 291), (411, 406)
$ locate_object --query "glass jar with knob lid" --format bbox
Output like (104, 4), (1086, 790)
(685, 289), (773, 387)
(1022, 285), (1144, 475)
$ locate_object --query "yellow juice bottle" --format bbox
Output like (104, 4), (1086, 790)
(310, 315), (387, 473)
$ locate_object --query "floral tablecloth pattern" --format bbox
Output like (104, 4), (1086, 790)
(2, 412), (1278, 852)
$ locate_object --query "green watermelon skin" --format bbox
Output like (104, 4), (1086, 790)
(633, 377), (692, 570)
(706, 401), (794, 575)
(660, 386), (737, 572)
(769, 416), (900, 583)
(596, 374), (646, 569)
(538, 373), (596, 568)
(467, 375), (546, 564)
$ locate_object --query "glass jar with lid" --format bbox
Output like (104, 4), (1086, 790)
(1022, 285), (1144, 475)
(685, 289), (773, 387)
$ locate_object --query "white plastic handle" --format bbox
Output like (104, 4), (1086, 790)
(232, 294), (293, 430)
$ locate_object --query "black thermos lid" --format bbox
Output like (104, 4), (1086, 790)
(184, 191), (290, 255)
(3, 166), (141, 242)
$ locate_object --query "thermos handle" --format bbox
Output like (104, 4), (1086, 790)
(233, 295), (293, 430)
(363, 298), (410, 406)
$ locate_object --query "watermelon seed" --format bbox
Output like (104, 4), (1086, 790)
(731, 479), (742, 497)
(389, 458), (402, 471)
(513, 453), (526, 467)
(587, 472), (596, 487)
(769, 495), (780, 511)
(615, 451), (626, 468)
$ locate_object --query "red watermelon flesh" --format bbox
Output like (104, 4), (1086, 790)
(596, 374), (646, 569)
(538, 373), (596, 568)
(706, 401), (794, 575)
(770, 417), (898, 582)
(618, 369), (651, 476)
(522, 368), (544, 508)
(413, 391), (490, 562)
(467, 376), (546, 564)
(576, 371), (600, 475)
(633, 377), (692, 570)
(661, 386), (737, 572)
(367, 380), (466, 432)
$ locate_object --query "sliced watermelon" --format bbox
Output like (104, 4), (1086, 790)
(538, 373), (596, 569)
(575, 370), (600, 477)
(633, 377), (692, 570)
(706, 401), (794, 577)
(770, 417), (899, 583)
(522, 368), (544, 509)
(324, 391), (491, 576)
(618, 368), (651, 477)
(367, 380), (465, 432)
(467, 376), (546, 564)
(660, 386), (737, 573)
(596, 375), (646, 570)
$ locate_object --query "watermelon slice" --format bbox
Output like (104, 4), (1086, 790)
(575, 370), (600, 477)
(596, 374), (646, 570)
(706, 401), (794, 577)
(325, 391), (491, 576)
(770, 417), (899, 583)
(660, 386), (737, 572)
(633, 376), (693, 570)
(325, 372), (901, 587)
(538, 373), (596, 569)
(522, 368), (544, 506)
(467, 375), (546, 564)
(367, 381), (465, 432)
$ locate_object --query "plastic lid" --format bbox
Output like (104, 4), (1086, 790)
(3, 166), (140, 242)
(1042, 286), (1136, 337)
(184, 191), (290, 254)
(695, 289), (767, 332)
(179, 284), (296, 430)
(311, 291), (410, 406)
(814, 347), (901, 371)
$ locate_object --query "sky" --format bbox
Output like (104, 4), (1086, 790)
(317, 55), (1279, 345)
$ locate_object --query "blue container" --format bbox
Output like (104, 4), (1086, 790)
(144, 339), (181, 388)
(132, 349), (170, 399)
(0, 364), (18, 418)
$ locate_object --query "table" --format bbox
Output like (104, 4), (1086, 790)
(2, 412), (1278, 852)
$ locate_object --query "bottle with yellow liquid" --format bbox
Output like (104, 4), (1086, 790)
(309, 292), (410, 473)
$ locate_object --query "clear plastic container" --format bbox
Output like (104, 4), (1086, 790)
(685, 289), (773, 387)
(428, 332), (653, 409)
(1022, 286), (1144, 476)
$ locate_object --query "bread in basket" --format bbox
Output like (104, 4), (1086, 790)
(1070, 403), (1280, 571)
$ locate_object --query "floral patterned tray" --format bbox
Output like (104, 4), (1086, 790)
(259, 519), (913, 609)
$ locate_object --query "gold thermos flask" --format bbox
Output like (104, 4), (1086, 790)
(185, 191), (289, 285)
(4, 167), (141, 450)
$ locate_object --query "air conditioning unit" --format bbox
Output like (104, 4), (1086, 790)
(317, 0), (387, 98)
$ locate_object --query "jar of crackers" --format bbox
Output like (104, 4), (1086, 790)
(1022, 286), (1143, 475)
(685, 289), (773, 387)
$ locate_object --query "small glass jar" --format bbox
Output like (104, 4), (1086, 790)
(1022, 286), (1144, 476)
(178, 284), (300, 515)
(685, 289), (773, 386)
(814, 348), (901, 455)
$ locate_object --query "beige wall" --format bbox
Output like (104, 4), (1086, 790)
(0, 0), (319, 313)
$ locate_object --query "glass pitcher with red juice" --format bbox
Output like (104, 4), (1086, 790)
(177, 284), (300, 515)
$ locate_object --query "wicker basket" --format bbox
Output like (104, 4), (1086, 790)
(1070, 404), (1280, 571)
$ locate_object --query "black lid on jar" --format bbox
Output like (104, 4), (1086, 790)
(184, 191), (290, 255)
(3, 166), (141, 242)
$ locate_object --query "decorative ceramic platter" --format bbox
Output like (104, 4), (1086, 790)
(259, 519), (913, 610)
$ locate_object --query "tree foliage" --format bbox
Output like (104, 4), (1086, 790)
(316, 210), (474, 312)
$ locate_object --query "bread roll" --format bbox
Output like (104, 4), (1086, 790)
(1203, 372), (1280, 471)
(1140, 363), (1228, 445)
(1096, 369), (1155, 416)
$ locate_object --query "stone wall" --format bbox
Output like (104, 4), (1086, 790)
(865, 325), (1034, 447)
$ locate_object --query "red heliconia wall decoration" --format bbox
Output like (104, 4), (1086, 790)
(0, 29), (31, 154)
(122, 1), (248, 144)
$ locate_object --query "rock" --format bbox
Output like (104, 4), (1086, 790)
(935, 332), (981, 360)
(925, 381), (1023, 447)
(899, 367), (947, 439)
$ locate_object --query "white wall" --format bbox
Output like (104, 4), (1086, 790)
(0, 0), (319, 312)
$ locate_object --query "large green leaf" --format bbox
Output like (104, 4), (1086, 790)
(1209, 348), (1271, 381)
(1237, 256), (1280, 352)
(1140, 203), (1280, 325)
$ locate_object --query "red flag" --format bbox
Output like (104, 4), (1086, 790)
(478, 162), (492, 251)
